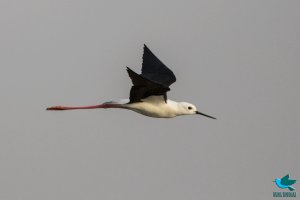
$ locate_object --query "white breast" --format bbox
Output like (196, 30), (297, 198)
(125, 96), (179, 118)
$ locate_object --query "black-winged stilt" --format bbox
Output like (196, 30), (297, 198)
(47, 45), (216, 119)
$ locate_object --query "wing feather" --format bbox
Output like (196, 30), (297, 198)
(281, 174), (296, 185)
(141, 44), (176, 87)
(126, 67), (169, 103)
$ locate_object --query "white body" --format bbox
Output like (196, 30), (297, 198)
(119, 96), (198, 118)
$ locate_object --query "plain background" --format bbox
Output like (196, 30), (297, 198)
(0, 0), (299, 199)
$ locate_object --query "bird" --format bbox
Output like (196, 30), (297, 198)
(47, 44), (216, 119)
(274, 174), (296, 191)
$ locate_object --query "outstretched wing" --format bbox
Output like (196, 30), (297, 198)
(281, 174), (296, 186)
(141, 44), (176, 87)
(127, 67), (169, 103)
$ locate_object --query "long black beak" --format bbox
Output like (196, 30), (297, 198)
(195, 111), (216, 119)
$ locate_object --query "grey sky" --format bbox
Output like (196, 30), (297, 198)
(0, 0), (299, 199)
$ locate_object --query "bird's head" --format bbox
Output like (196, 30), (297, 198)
(178, 102), (216, 119)
(274, 178), (281, 185)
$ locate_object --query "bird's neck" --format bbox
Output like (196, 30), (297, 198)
(167, 100), (185, 116)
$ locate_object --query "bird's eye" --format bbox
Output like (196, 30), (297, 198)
(188, 106), (192, 110)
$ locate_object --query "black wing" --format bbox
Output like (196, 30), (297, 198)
(141, 44), (176, 87)
(127, 67), (169, 103)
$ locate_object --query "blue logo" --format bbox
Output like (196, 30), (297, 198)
(275, 174), (296, 191)
(273, 174), (297, 198)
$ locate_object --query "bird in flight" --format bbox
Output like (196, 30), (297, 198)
(47, 44), (216, 119)
(274, 174), (297, 191)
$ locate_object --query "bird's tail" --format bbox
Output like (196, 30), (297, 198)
(288, 186), (295, 191)
(103, 99), (129, 105)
